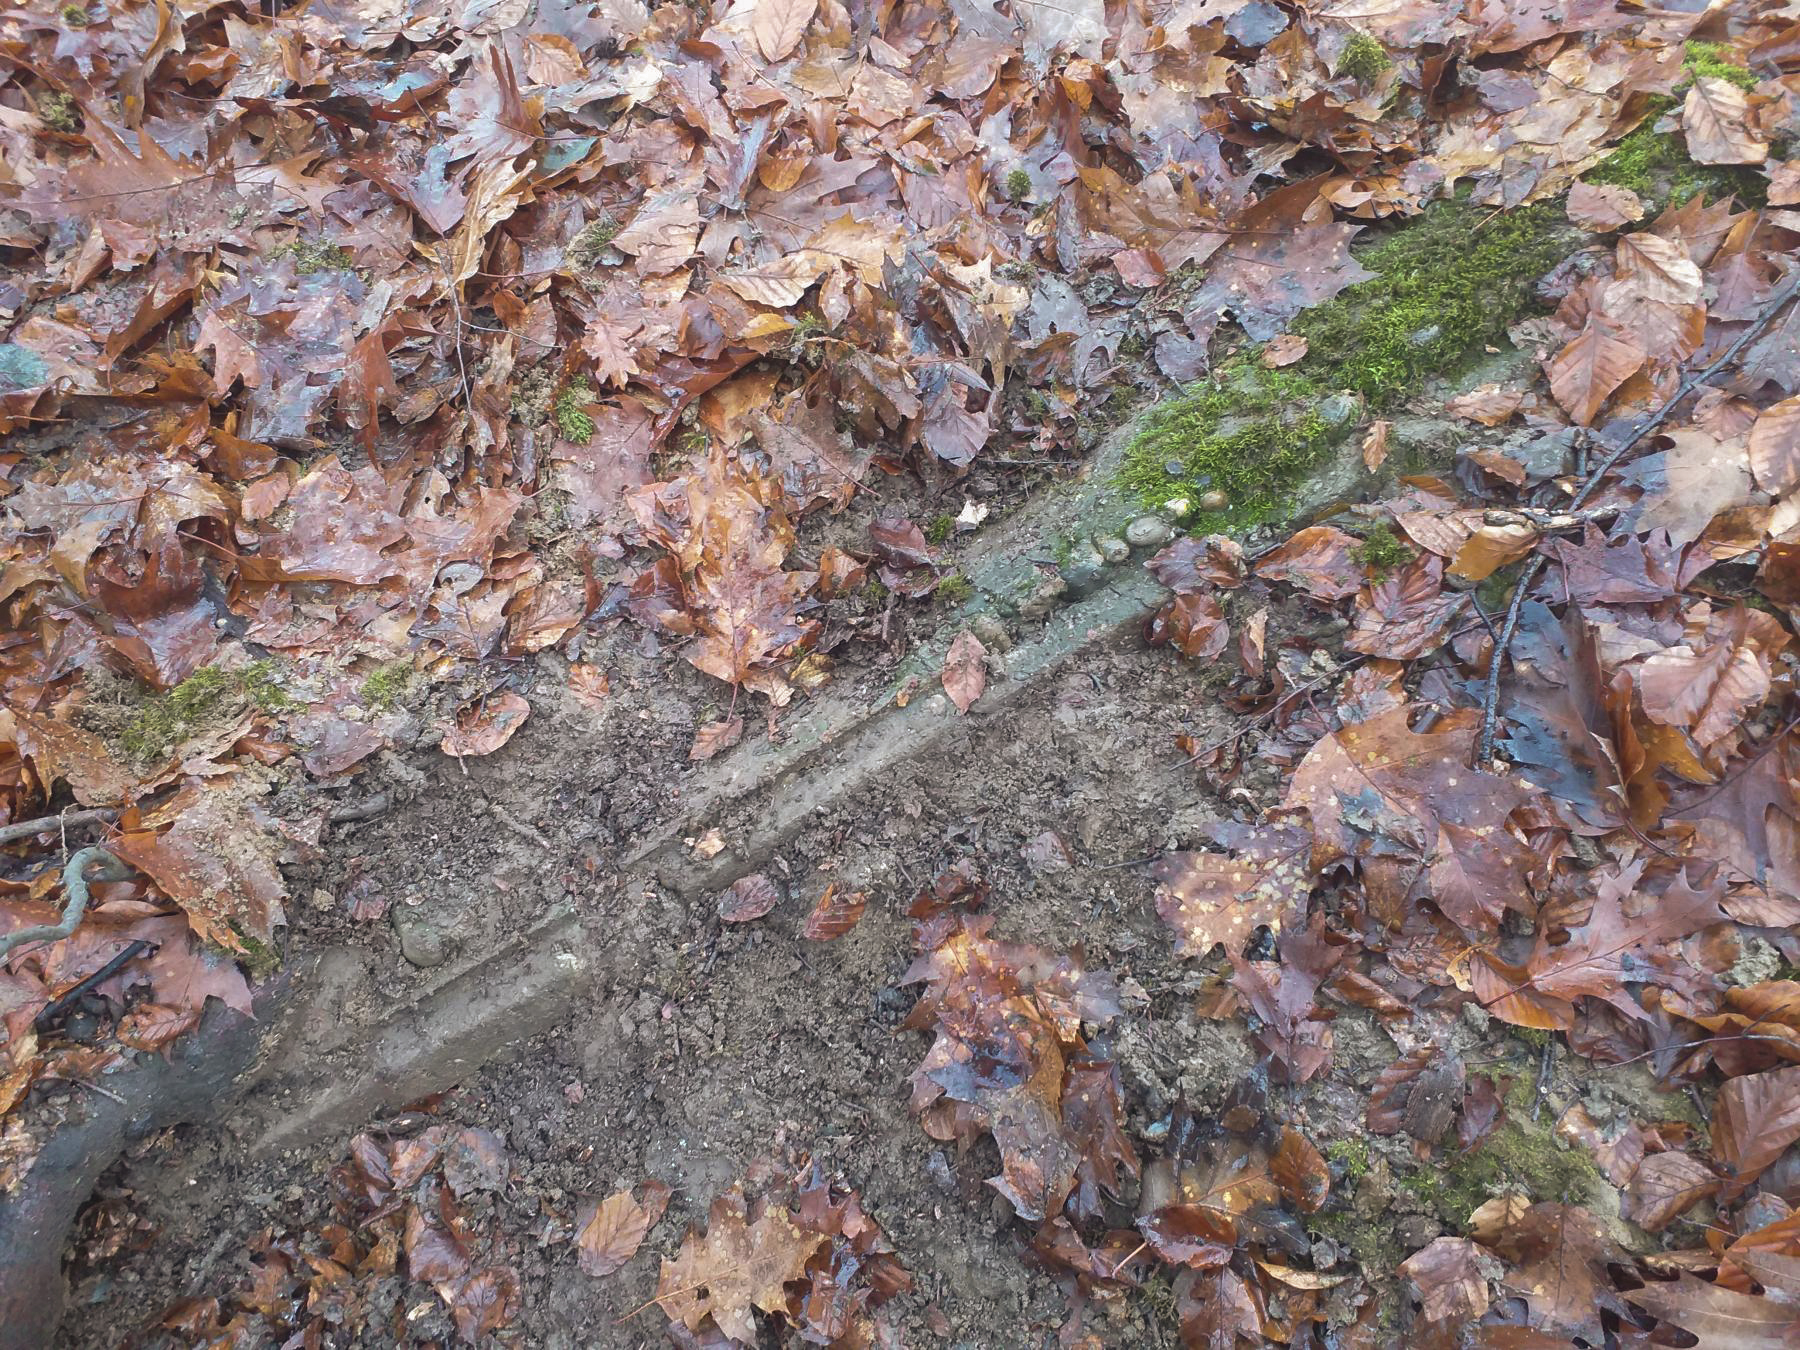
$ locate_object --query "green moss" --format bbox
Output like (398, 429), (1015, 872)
(784, 312), (826, 366)
(121, 664), (291, 765)
(936, 574), (973, 605)
(1326, 1138), (1371, 1183)
(360, 659), (419, 710)
(1349, 524), (1412, 577)
(925, 513), (955, 545)
(1338, 32), (1391, 82)
(240, 660), (294, 713)
(1684, 40), (1759, 91)
(1400, 1122), (1608, 1229)
(565, 216), (621, 272)
(38, 91), (78, 131)
(1121, 194), (1571, 531)
(1511, 1025), (1552, 1049)
(554, 375), (596, 443)
(228, 929), (283, 980)
(1004, 167), (1032, 203)
(273, 238), (355, 274)
(60, 3), (89, 25)
(1587, 44), (1768, 208)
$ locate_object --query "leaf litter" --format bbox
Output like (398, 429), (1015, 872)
(5, 0), (1800, 1344)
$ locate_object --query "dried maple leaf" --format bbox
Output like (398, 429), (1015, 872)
(941, 630), (987, 714)
(656, 1188), (825, 1345)
(577, 1180), (671, 1277)
(1153, 821), (1312, 958)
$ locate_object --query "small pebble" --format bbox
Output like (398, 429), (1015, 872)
(1125, 515), (1173, 549)
(1094, 534), (1130, 564)
(1059, 538), (1107, 597)
(1018, 576), (1067, 619)
(399, 924), (447, 968)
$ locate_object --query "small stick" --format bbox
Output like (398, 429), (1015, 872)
(1532, 1035), (1555, 1123)
(0, 808), (119, 848)
(33, 939), (154, 1031)
(484, 801), (552, 849)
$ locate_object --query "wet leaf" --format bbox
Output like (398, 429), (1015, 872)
(718, 874), (783, 923)
(441, 692), (532, 758)
(656, 1188), (825, 1345)
(1623, 1152), (1719, 1231)
(800, 883), (866, 940)
(1153, 824), (1312, 959)
(1567, 182), (1644, 230)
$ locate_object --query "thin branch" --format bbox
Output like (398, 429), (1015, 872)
(0, 847), (134, 963)
(0, 808), (118, 848)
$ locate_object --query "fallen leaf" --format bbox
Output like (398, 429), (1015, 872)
(1153, 823), (1312, 958)
(719, 874), (783, 923)
(1361, 419), (1391, 471)
(441, 692), (532, 758)
(1683, 77), (1768, 165)
(1262, 334), (1308, 368)
(942, 630), (987, 713)
(800, 883), (867, 940)
(1623, 1152), (1719, 1231)
(1548, 315), (1646, 426)
(1567, 182), (1645, 230)
(690, 717), (745, 761)
(751, 0), (817, 62)
(656, 1188), (825, 1345)
(577, 1181), (673, 1277)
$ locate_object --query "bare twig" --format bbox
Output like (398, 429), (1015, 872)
(34, 939), (154, 1031)
(1477, 272), (1800, 763)
(483, 800), (552, 850)
(0, 808), (118, 848)
(0, 847), (134, 963)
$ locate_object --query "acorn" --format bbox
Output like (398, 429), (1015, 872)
(1199, 489), (1229, 511)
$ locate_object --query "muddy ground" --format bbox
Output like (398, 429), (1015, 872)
(50, 561), (1655, 1348)
(40, 369), (1654, 1348)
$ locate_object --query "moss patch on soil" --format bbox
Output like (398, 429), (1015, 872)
(1586, 44), (1767, 207)
(120, 662), (289, 764)
(1121, 194), (1570, 530)
(360, 659), (422, 711)
(553, 375), (596, 443)
(272, 238), (356, 274)
(1398, 1121), (1608, 1228)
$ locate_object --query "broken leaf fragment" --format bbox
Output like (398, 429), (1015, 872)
(440, 692), (531, 758)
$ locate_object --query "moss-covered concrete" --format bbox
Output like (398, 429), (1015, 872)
(1121, 194), (1573, 531)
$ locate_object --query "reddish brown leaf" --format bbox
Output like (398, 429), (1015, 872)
(719, 874), (783, 923)
(656, 1188), (825, 1345)
(1623, 1152), (1719, 1231)
(1145, 590), (1229, 660)
(1253, 526), (1362, 600)
(1714, 1065), (1800, 1189)
(1152, 824), (1311, 959)
(1749, 394), (1800, 495)
(1262, 334), (1308, 368)
(800, 884), (867, 940)
(1548, 315), (1645, 426)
